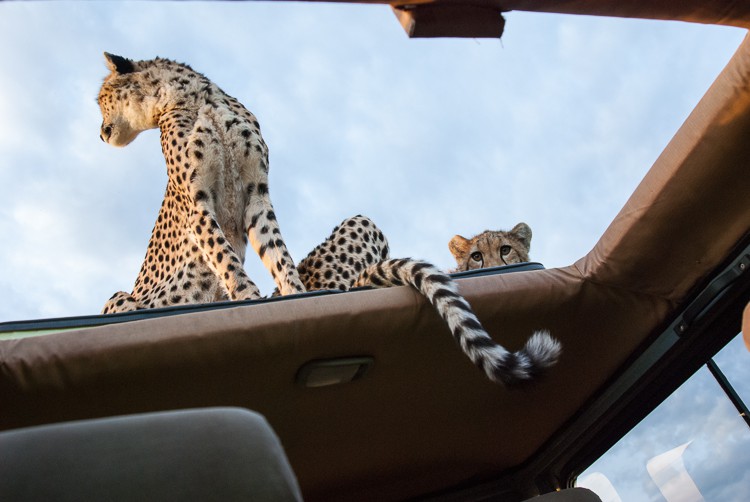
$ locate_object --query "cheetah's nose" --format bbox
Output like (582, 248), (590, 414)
(100, 124), (112, 142)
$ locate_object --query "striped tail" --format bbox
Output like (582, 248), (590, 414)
(354, 258), (561, 385)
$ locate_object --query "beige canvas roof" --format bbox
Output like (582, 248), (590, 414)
(353, 0), (750, 38)
(1, 1), (750, 500)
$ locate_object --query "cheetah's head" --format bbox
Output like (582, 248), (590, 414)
(449, 222), (532, 271)
(98, 52), (158, 147)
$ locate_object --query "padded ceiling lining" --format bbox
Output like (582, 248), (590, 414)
(0, 267), (675, 501)
(496, 0), (750, 28)
(375, 0), (750, 34)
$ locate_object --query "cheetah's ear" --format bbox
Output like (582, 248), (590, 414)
(104, 52), (135, 75)
(449, 235), (471, 260)
(511, 222), (532, 251)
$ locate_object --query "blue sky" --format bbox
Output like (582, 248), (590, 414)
(0, 2), (748, 498)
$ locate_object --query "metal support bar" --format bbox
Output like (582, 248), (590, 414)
(706, 358), (750, 429)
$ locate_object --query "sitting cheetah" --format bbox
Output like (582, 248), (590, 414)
(97, 53), (305, 313)
(296, 216), (560, 386)
(449, 223), (532, 271)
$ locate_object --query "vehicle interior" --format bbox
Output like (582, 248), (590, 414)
(1, 0), (749, 501)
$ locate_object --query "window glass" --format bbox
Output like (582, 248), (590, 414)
(577, 334), (750, 501)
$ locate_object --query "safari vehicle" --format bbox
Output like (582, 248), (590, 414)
(1, 0), (749, 501)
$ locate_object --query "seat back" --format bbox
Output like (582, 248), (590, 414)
(522, 488), (602, 501)
(0, 407), (302, 502)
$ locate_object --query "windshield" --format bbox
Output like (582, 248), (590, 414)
(578, 333), (750, 501)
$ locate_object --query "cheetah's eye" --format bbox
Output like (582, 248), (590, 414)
(470, 251), (483, 262)
(500, 245), (512, 256)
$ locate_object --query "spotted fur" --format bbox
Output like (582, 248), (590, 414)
(97, 53), (305, 313)
(449, 223), (532, 272)
(298, 216), (561, 385)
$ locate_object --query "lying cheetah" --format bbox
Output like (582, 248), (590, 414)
(449, 222), (532, 271)
(296, 216), (560, 385)
(97, 53), (305, 313)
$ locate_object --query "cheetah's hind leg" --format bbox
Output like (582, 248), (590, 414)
(101, 291), (139, 314)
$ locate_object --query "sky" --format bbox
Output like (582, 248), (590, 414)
(0, 1), (748, 499)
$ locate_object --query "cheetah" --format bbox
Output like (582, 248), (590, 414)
(97, 53), (305, 313)
(449, 222), (532, 272)
(296, 216), (560, 386)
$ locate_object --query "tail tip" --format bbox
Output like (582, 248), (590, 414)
(525, 329), (562, 369)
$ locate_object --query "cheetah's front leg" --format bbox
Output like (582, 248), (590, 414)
(189, 204), (262, 301)
(244, 191), (306, 296)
